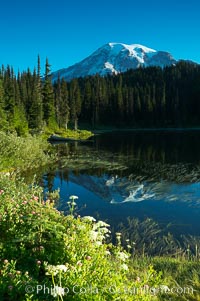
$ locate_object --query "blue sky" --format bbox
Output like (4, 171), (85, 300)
(1, 0), (200, 74)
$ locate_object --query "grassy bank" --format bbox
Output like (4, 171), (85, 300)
(0, 175), (200, 300)
(41, 127), (94, 141)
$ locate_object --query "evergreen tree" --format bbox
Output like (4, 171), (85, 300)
(69, 79), (81, 130)
(42, 58), (56, 128)
(0, 78), (8, 130)
(29, 69), (43, 130)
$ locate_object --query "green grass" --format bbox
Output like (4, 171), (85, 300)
(41, 127), (94, 140)
(128, 256), (200, 300)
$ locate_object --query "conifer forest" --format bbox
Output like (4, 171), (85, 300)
(1, 58), (200, 134)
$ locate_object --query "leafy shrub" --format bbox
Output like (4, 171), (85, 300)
(0, 132), (54, 172)
(0, 175), (162, 300)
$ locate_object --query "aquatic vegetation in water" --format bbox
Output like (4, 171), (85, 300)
(116, 217), (200, 258)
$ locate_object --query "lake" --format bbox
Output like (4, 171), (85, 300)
(43, 130), (200, 253)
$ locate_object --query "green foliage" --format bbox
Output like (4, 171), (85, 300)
(0, 175), (163, 300)
(129, 256), (200, 301)
(0, 132), (53, 172)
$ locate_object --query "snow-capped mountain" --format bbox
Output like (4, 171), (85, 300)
(51, 42), (177, 82)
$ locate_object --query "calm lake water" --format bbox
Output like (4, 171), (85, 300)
(44, 130), (200, 239)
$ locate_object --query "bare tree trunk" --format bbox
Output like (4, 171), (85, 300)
(74, 118), (78, 130)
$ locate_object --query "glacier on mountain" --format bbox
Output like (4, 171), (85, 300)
(51, 42), (177, 82)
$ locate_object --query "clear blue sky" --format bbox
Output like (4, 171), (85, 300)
(1, 0), (200, 74)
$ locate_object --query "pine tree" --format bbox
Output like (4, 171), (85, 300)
(0, 77), (8, 130)
(4, 66), (15, 125)
(42, 58), (56, 129)
(29, 69), (43, 130)
(60, 78), (70, 129)
(69, 79), (81, 130)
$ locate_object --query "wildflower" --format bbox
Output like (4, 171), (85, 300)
(8, 286), (13, 290)
(69, 195), (79, 200)
(36, 260), (41, 265)
(16, 271), (21, 275)
(117, 251), (129, 261)
(46, 265), (59, 276)
(32, 211), (36, 215)
(105, 233), (110, 237)
(3, 259), (8, 264)
(94, 221), (110, 228)
(82, 216), (96, 222)
(89, 230), (98, 241)
(95, 241), (102, 246)
(51, 286), (65, 298)
(33, 196), (39, 201)
(56, 265), (68, 272)
(136, 276), (141, 282)
(105, 250), (111, 255)
(98, 227), (111, 234)
(77, 224), (86, 230)
(143, 284), (150, 291)
(116, 232), (122, 237)
(86, 256), (92, 261)
(121, 263), (129, 271)
(77, 261), (82, 266)
(0, 189), (4, 195)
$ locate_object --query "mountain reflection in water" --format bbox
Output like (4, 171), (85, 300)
(44, 130), (200, 238)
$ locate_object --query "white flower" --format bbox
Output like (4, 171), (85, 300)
(94, 221), (110, 228)
(89, 230), (98, 241)
(121, 263), (129, 271)
(45, 264), (68, 275)
(46, 265), (59, 276)
(51, 286), (65, 297)
(82, 216), (96, 222)
(69, 195), (79, 200)
(116, 232), (122, 236)
(117, 251), (129, 261)
(56, 265), (68, 272)
(105, 250), (111, 255)
(77, 224), (86, 230)
(95, 241), (102, 246)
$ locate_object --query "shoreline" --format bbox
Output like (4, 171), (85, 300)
(92, 126), (200, 134)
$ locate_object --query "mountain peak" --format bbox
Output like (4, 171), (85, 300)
(51, 42), (177, 82)
(108, 42), (156, 53)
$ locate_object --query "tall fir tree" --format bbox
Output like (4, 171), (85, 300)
(42, 58), (56, 129)
(69, 79), (81, 130)
(0, 77), (8, 130)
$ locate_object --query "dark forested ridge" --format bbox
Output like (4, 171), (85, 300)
(0, 58), (200, 134)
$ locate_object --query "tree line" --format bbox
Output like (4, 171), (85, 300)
(0, 58), (200, 135)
